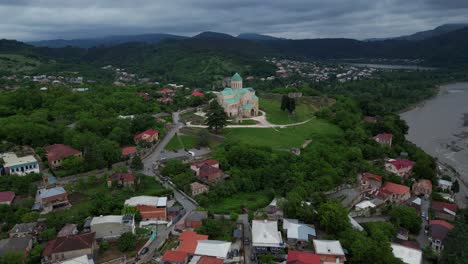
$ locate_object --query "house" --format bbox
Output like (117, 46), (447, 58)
(190, 182), (209, 196)
(428, 220), (454, 252)
(412, 179), (432, 197)
(189, 256), (223, 264)
(57, 224), (78, 237)
(161, 250), (189, 264)
(287, 250), (321, 264)
(359, 172), (383, 191)
(431, 201), (457, 221)
(391, 243), (422, 264)
(363, 116), (377, 123)
(60, 255), (94, 264)
(42, 232), (97, 263)
(266, 198), (279, 214)
(160, 88), (175, 95)
(282, 219), (316, 243)
(177, 231), (209, 255)
(385, 159), (415, 177)
(354, 200), (376, 212)
(194, 240), (231, 259)
(437, 179), (453, 191)
(191, 160), (219, 175)
(198, 164), (224, 184)
(44, 144), (82, 168)
(217, 73), (259, 118)
(107, 173), (137, 188)
(121, 146), (137, 158)
(381, 182), (411, 203)
(124, 196), (167, 220)
(9, 223), (38, 238)
(252, 220), (285, 254)
(0, 191), (15, 205)
(185, 211), (208, 229)
(90, 215), (135, 240)
(34, 186), (70, 213)
(0, 152), (40, 176)
(313, 240), (346, 264)
(0, 237), (33, 257)
(134, 129), (159, 144)
(191, 90), (205, 97)
(373, 133), (393, 147)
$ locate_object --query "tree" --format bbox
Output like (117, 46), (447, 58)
(287, 98), (296, 114)
(39, 228), (56, 242)
(280, 95), (289, 111)
(197, 129), (209, 147)
(131, 154), (143, 171)
(61, 156), (85, 173)
(21, 211), (39, 223)
(318, 201), (350, 234)
(205, 101), (227, 132)
(389, 206), (422, 234)
(121, 206), (142, 222)
(0, 251), (25, 264)
(118, 232), (137, 252)
(441, 209), (468, 264)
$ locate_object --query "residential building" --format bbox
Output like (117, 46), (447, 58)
(0, 191), (15, 205)
(373, 133), (393, 147)
(363, 116), (378, 123)
(188, 256), (223, 264)
(194, 240), (231, 259)
(287, 250), (320, 264)
(44, 144), (82, 168)
(437, 179), (453, 191)
(9, 223), (38, 238)
(252, 220), (285, 254)
(121, 146), (137, 158)
(134, 129), (159, 144)
(34, 186), (70, 213)
(190, 182), (209, 196)
(396, 228), (409, 241)
(381, 182), (411, 203)
(217, 73), (259, 118)
(57, 224), (78, 237)
(359, 172), (383, 191)
(161, 250), (188, 264)
(191, 90), (205, 97)
(391, 243), (422, 264)
(385, 159), (415, 177)
(0, 152), (40, 176)
(0, 237), (33, 257)
(198, 164), (224, 184)
(431, 201), (457, 221)
(60, 255), (94, 264)
(191, 160), (219, 175)
(412, 179), (433, 197)
(282, 219), (316, 243)
(177, 231), (208, 255)
(184, 211), (208, 229)
(107, 173), (137, 188)
(42, 233), (97, 263)
(428, 220), (454, 252)
(312, 240), (346, 264)
(90, 215), (135, 240)
(124, 196), (167, 220)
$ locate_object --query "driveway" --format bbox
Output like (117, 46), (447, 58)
(238, 214), (253, 264)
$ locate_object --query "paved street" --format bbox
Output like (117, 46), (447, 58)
(416, 197), (430, 248)
(238, 214), (252, 264)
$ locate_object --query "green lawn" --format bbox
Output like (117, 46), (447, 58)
(165, 135), (198, 150)
(260, 97), (315, 125)
(225, 119), (342, 149)
(204, 191), (271, 214)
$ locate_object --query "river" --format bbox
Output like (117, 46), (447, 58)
(401, 82), (468, 204)
(349, 63), (437, 70)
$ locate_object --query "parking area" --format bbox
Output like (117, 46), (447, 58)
(159, 147), (211, 161)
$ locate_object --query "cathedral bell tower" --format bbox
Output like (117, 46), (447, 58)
(231, 73), (243, 89)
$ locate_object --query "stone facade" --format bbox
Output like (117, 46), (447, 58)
(217, 73), (259, 118)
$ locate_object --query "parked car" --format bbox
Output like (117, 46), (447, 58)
(233, 249), (239, 257)
(244, 238), (250, 245)
(188, 151), (195, 156)
(140, 247), (149, 255)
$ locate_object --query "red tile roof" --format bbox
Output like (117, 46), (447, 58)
(121, 146), (137, 156)
(162, 250), (188, 263)
(109, 173), (135, 183)
(287, 250), (321, 264)
(177, 230), (208, 254)
(43, 232), (95, 257)
(386, 159), (415, 170)
(44, 144), (81, 162)
(191, 90), (205, 97)
(191, 182), (208, 191)
(198, 256), (224, 264)
(431, 201), (458, 213)
(136, 205), (166, 219)
(160, 88), (174, 93)
(429, 220), (454, 241)
(192, 160), (219, 169)
(383, 182), (410, 195)
(0, 191), (15, 204)
(363, 116), (377, 123)
(361, 172), (383, 182)
(429, 220), (454, 230)
(374, 133), (393, 140)
(134, 129), (159, 141)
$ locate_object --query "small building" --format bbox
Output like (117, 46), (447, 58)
(57, 224), (78, 237)
(359, 172), (383, 191)
(190, 160), (219, 175)
(161, 250), (189, 264)
(185, 211), (208, 229)
(34, 186), (70, 213)
(391, 243), (422, 264)
(107, 173), (137, 188)
(252, 220), (285, 254)
(191, 90), (205, 97)
(431, 201), (457, 221)
(355, 200), (376, 211)
(90, 215), (135, 240)
(381, 182), (411, 203)
(44, 144), (82, 168)
(287, 250), (320, 264)
(189, 256), (223, 264)
(177, 230), (209, 255)
(0, 191), (15, 205)
(190, 182), (209, 197)
(134, 129), (159, 144)
(428, 220), (454, 252)
(198, 164), (224, 184)
(0, 152), (40, 176)
(0, 237), (33, 257)
(124, 196), (167, 220)
(373, 133), (393, 147)
(121, 146), (137, 158)
(282, 219), (316, 243)
(313, 239), (346, 264)
(9, 223), (38, 238)
(396, 227), (409, 241)
(385, 159), (415, 177)
(194, 240), (231, 259)
(437, 179), (453, 191)
(42, 232), (97, 263)
(412, 179), (432, 197)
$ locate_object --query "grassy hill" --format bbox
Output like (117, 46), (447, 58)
(0, 54), (41, 72)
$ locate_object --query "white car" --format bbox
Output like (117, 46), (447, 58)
(187, 151), (195, 156)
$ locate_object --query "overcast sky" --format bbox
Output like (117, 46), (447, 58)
(1, 0), (467, 41)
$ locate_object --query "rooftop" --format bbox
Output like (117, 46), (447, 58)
(391, 243), (422, 264)
(91, 215), (128, 225)
(313, 239), (345, 256)
(60, 255), (94, 264)
(383, 181), (410, 195)
(38, 186), (67, 199)
(0, 191), (15, 203)
(252, 220), (284, 248)
(386, 159), (415, 170)
(178, 230), (209, 254)
(0, 152), (38, 167)
(44, 144), (81, 162)
(231, 73), (242, 82)
(124, 196), (167, 207)
(43, 232), (95, 256)
(287, 250), (321, 264)
(0, 237), (32, 256)
(10, 222), (37, 234)
(162, 250), (188, 263)
(194, 240), (232, 258)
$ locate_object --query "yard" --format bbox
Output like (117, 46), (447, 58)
(166, 134), (198, 150)
(203, 191), (272, 214)
(260, 97), (315, 125)
(225, 119), (342, 149)
(165, 128), (223, 150)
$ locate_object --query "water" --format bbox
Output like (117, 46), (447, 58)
(349, 63), (437, 70)
(400, 82), (468, 183)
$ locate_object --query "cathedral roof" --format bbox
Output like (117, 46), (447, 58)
(231, 73), (242, 81)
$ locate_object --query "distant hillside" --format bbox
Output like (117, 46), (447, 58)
(193, 32), (236, 40)
(237, 33), (284, 41)
(396, 23), (468, 41)
(28, 33), (187, 48)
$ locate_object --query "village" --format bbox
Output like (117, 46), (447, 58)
(0, 73), (465, 264)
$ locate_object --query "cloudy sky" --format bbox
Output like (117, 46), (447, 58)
(1, 0), (467, 41)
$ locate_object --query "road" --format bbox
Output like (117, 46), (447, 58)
(416, 197), (430, 248)
(238, 214), (253, 264)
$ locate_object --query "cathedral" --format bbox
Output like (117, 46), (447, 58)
(217, 73), (259, 118)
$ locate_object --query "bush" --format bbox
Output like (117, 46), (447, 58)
(118, 232), (137, 252)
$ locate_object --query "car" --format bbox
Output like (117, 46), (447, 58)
(421, 212), (426, 218)
(244, 238), (250, 245)
(188, 151), (195, 156)
(465, 195), (468, 200)
(233, 249), (239, 257)
(140, 247), (149, 255)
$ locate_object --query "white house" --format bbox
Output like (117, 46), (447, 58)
(437, 179), (453, 191)
(391, 243), (422, 264)
(0, 152), (40, 176)
(282, 219), (316, 242)
(252, 220), (284, 251)
(194, 240), (231, 259)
